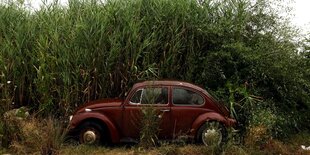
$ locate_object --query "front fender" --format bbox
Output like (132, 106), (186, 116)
(190, 112), (230, 137)
(70, 112), (120, 143)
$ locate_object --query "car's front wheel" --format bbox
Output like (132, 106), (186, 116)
(78, 121), (104, 145)
(197, 121), (227, 147)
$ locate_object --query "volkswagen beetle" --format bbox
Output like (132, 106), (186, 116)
(68, 80), (236, 146)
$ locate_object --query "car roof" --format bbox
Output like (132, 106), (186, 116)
(133, 80), (207, 93)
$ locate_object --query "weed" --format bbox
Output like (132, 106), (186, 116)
(139, 106), (160, 148)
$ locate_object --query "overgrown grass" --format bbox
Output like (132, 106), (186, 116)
(5, 116), (67, 154)
(0, 0), (309, 149)
(0, 0), (307, 113)
(0, 112), (309, 155)
(59, 135), (310, 155)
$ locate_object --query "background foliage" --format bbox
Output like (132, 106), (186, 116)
(0, 0), (309, 140)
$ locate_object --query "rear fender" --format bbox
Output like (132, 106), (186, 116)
(190, 112), (228, 137)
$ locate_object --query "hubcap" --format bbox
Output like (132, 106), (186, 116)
(83, 130), (97, 144)
(202, 122), (222, 146)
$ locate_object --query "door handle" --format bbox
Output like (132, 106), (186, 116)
(158, 109), (170, 118)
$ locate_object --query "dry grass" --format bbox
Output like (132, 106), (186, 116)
(59, 144), (206, 155)
(59, 138), (310, 155)
(244, 125), (270, 147)
(2, 134), (310, 155)
(2, 114), (309, 155)
(8, 117), (67, 155)
(1, 107), (302, 155)
(1, 113), (310, 155)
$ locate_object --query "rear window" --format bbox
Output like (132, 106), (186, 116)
(172, 88), (204, 105)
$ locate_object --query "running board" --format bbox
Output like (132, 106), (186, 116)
(120, 137), (139, 144)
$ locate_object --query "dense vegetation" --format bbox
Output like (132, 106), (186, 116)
(0, 0), (309, 151)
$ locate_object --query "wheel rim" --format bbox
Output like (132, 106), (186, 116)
(81, 128), (100, 144)
(201, 122), (223, 146)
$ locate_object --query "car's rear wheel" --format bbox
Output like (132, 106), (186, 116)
(78, 121), (104, 145)
(197, 121), (227, 147)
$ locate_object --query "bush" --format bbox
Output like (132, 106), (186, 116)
(244, 107), (277, 147)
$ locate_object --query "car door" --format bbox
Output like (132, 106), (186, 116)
(170, 86), (206, 138)
(123, 86), (172, 140)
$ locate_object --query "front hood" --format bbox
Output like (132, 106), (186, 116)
(75, 98), (123, 114)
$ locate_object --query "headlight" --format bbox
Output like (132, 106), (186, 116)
(69, 115), (73, 122)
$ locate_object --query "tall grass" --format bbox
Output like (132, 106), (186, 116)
(0, 0), (252, 115)
(0, 0), (309, 138)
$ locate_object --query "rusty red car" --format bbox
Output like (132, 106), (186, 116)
(68, 80), (236, 146)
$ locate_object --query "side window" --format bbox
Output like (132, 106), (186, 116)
(130, 89), (142, 104)
(173, 88), (204, 105)
(130, 87), (168, 104)
(141, 87), (168, 104)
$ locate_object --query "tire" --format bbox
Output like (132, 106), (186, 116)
(196, 121), (227, 147)
(78, 121), (104, 145)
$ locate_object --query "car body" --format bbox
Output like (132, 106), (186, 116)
(68, 80), (236, 146)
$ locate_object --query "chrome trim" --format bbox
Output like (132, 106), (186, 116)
(85, 108), (92, 112)
(69, 115), (73, 122)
